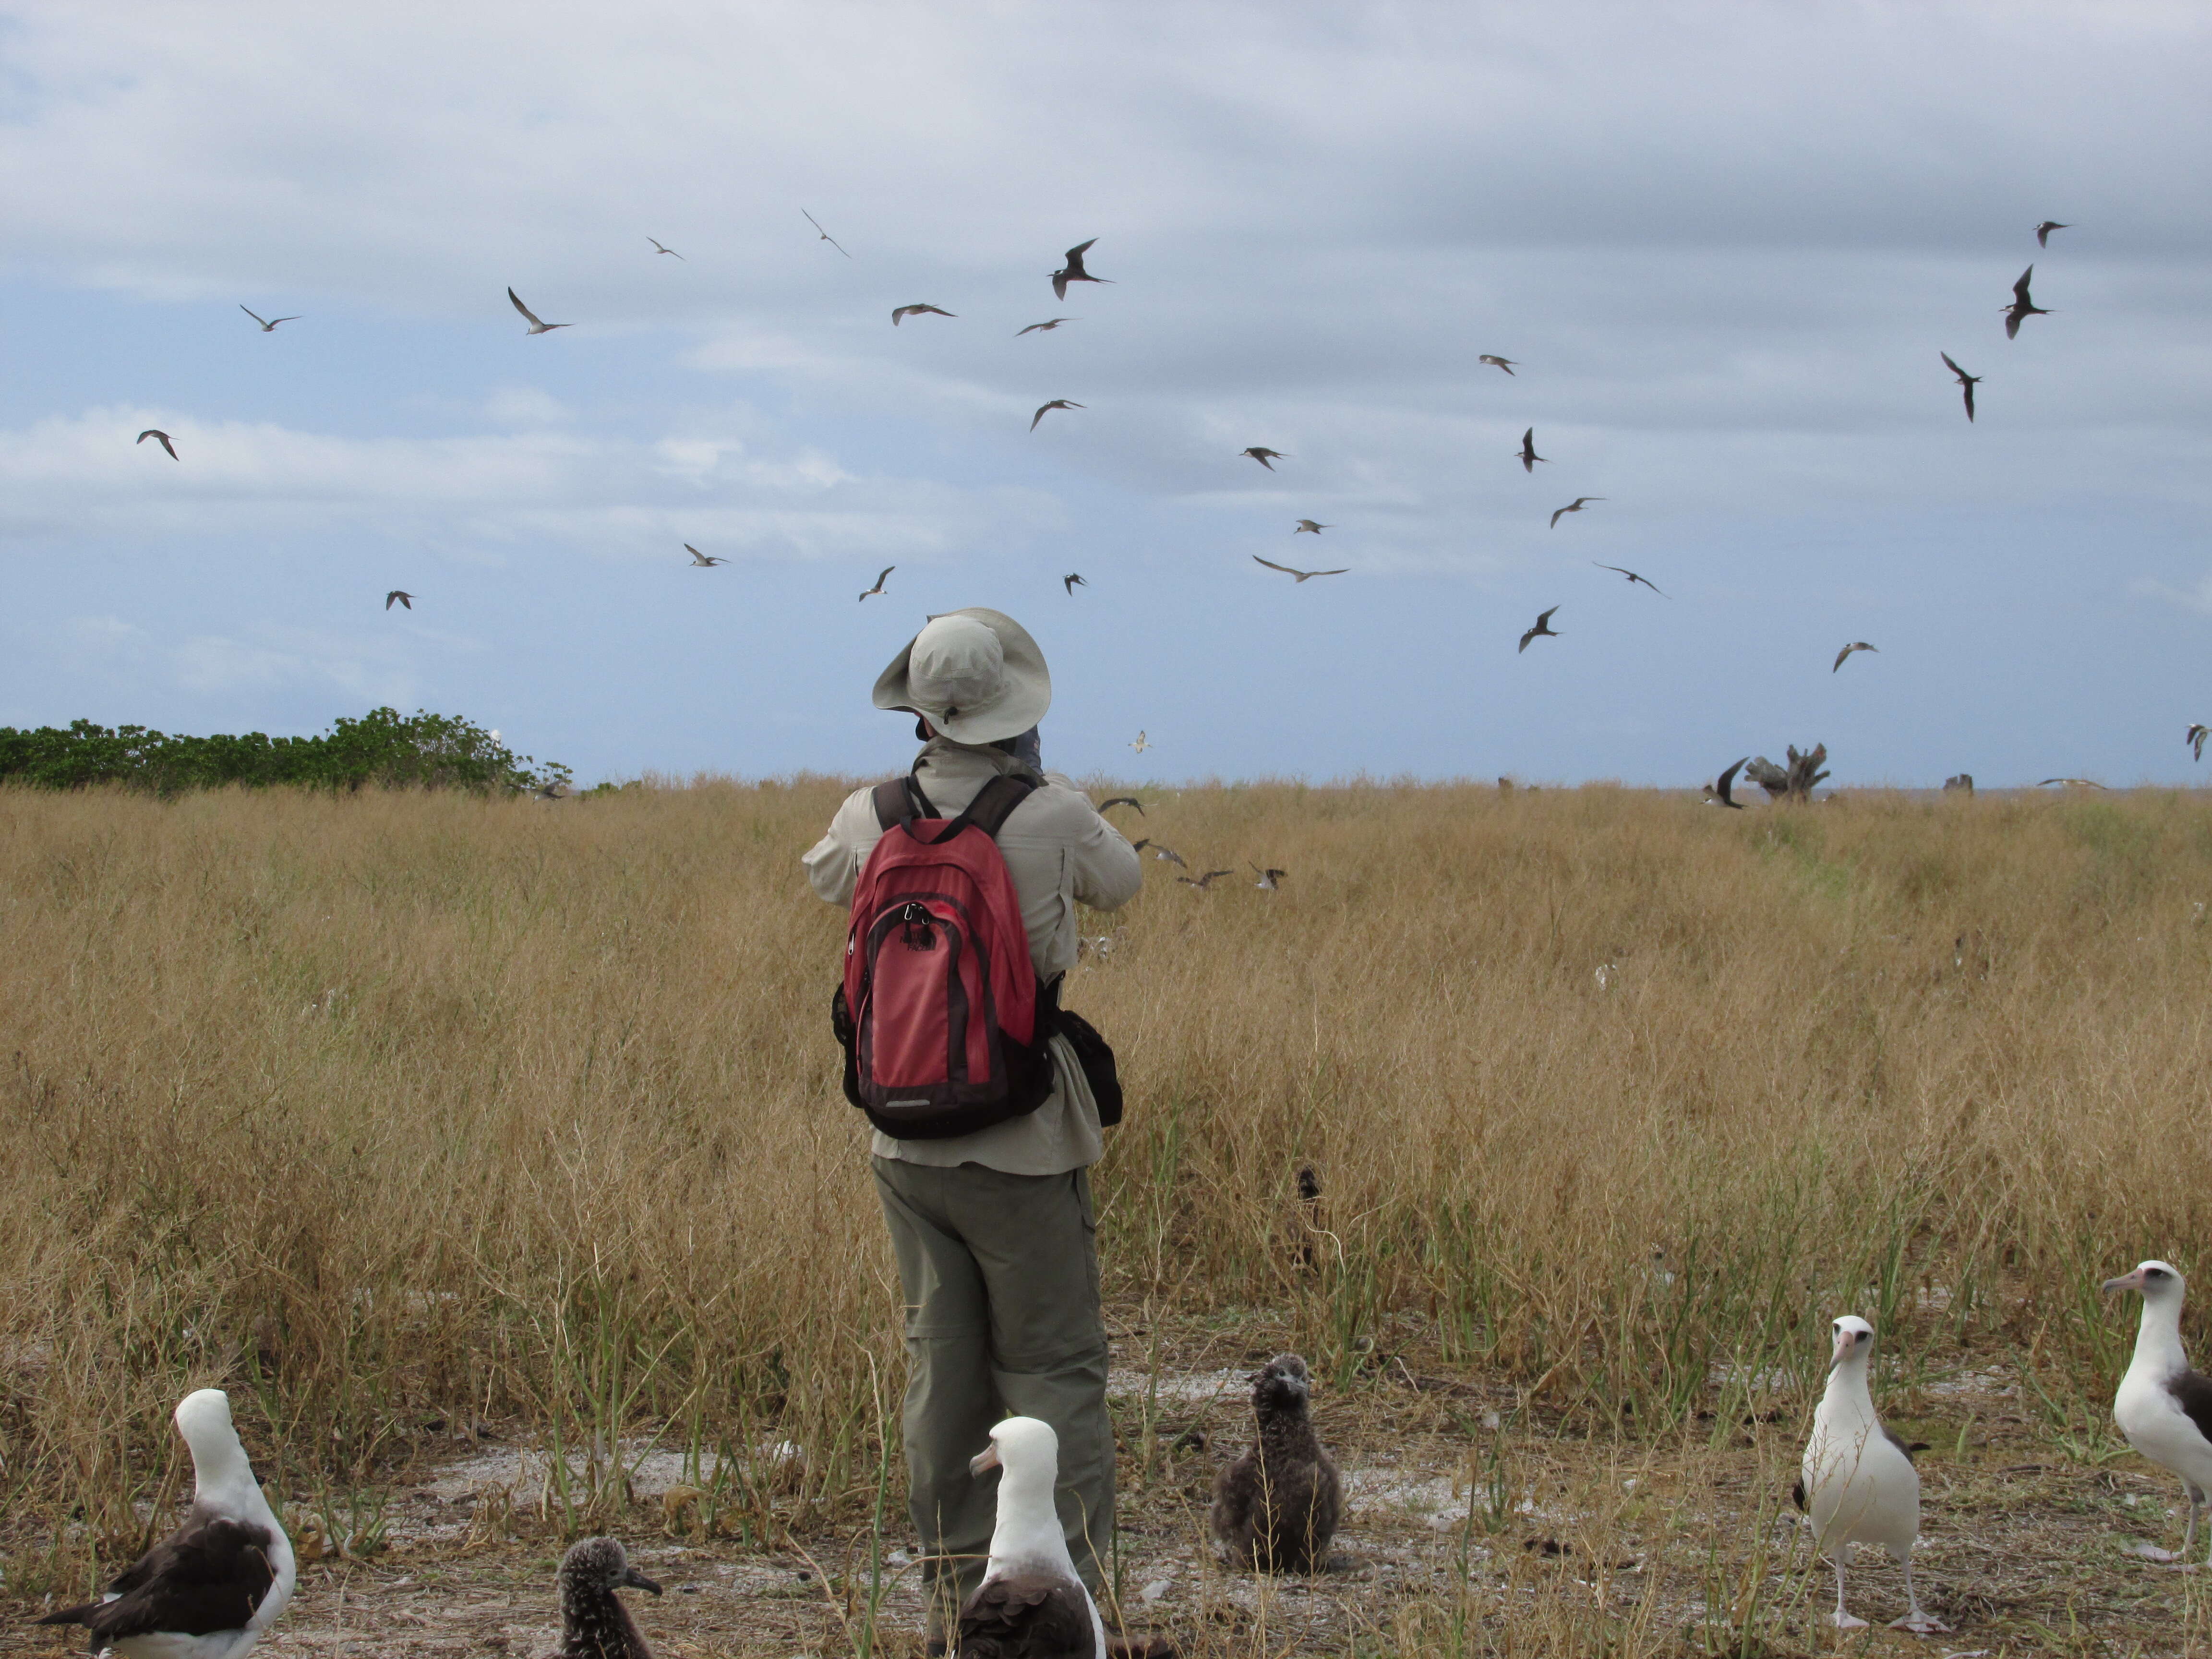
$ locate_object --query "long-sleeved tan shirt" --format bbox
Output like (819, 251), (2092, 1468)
(804, 737), (1143, 1175)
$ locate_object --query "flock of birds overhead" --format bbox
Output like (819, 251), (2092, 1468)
(42, 1257), (2212, 1655)
(131, 212), (2210, 782)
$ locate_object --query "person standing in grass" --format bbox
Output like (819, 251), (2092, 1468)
(803, 608), (1142, 1643)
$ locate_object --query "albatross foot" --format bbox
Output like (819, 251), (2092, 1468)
(1831, 1613), (1870, 1631)
(1890, 1612), (1950, 1635)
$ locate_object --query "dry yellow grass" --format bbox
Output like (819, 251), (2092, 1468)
(6, 778), (2212, 1650)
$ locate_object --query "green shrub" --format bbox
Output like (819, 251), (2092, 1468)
(0, 709), (568, 796)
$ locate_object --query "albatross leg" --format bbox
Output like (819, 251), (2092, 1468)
(1830, 1558), (1868, 1630)
(1889, 1557), (1948, 1634)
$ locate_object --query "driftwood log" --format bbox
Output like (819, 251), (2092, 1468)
(1742, 744), (1829, 802)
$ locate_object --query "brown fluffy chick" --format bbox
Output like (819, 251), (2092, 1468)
(556, 1536), (661, 1659)
(1211, 1353), (1342, 1573)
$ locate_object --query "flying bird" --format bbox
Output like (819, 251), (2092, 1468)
(2189, 723), (2209, 762)
(857, 566), (894, 602)
(1146, 843), (1185, 869)
(508, 288), (570, 335)
(1016, 318), (1075, 336)
(1096, 796), (1143, 815)
(2002, 265), (2050, 339)
(1593, 562), (1667, 597)
(1178, 870), (1236, 890)
(386, 590), (415, 611)
(891, 304), (956, 326)
(1479, 355), (1517, 375)
(1051, 238), (1112, 301)
(554, 1536), (661, 1659)
(1517, 606), (1561, 653)
(1240, 447), (1287, 470)
(1031, 399), (1084, 431)
(1550, 496), (1605, 529)
(802, 210), (850, 257)
(1129, 731), (1151, 754)
(1251, 864), (1286, 891)
(1833, 641), (1878, 673)
(1063, 573), (1087, 594)
(1517, 428), (1547, 472)
(2038, 777), (2107, 789)
(137, 429), (179, 459)
(1293, 520), (1331, 534)
(2035, 220), (2070, 248)
(239, 306), (299, 331)
(1706, 757), (1749, 809)
(647, 239), (684, 260)
(685, 545), (727, 567)
(36, 1390), (295, 1659)
(1940, 352), (1982, 422)
(1254, 556), (1348, 583)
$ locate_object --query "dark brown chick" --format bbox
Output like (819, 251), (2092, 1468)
(1211, 1354), (1341, 1574)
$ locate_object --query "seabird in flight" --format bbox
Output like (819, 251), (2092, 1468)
(1550, 497), (1604, 529)
(1517, 428), (1547, 472)
(647, 239), (684, 260)
(1940, 352), (1982, 422)
(508, 288), (570, 334)
(1592, 563), (1666, 596)
(1240, 447), (1286, 470)
(1833, 641), (1878, 673)
(1031, 399), (1083, 431)
(137, 429), (179, 459)
(1705, 757), (1748, 809)
(239, 307), (299, 331)
(685, 545), (727, 566)
(2003, 266), (2050, 339)
(1063, 573), (1087, 594)
(1479, 355), (1517, 375)
(891, 304), (956, 325)
(802, 210), (851, 257)
(385, 590), (415, 610)
(1051, 239), (1112, 302)
(2035, 220), (2070, 248)
(1293, 520), (1331, 534)
(1253, 556), (1347, 583)
(1517, 606), (1561, 653)
(857, 566), (894, 602)
(1016, 318), (1075, 336)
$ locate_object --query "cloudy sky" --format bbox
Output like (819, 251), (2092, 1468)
(3, 2), (2209, 786)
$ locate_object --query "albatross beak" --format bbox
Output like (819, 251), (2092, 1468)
(624, 1567), (662, 1595)
(969, 1443), (1001, 1477)
(2104, 1268), (2148, 1295)
(1828, 1331), (1854, 1372)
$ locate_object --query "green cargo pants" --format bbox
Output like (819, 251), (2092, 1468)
(871, 1157), (1113, 1623)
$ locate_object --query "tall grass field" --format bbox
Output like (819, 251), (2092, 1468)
(4, 778), (2211, 1635)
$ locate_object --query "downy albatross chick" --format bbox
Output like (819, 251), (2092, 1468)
(39, 1388), (296, 1659)
(958, 1416), (1105, 1659)
(2103, 1260), (2212, 1566)
(1795, 1316), (1944, 1633)
(1212, 1353), (1343, 1574)
(556, 1536), (661, 1659)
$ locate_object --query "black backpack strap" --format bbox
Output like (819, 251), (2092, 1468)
(871, 769), (938, 831)
(952, 773), (1036, 839)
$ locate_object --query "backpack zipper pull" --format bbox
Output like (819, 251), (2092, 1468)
(898, 901), (938, 950)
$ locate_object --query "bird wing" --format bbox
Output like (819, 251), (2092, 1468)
(1962, 381), (1975, 421)
(1940, 352), (1966, 380)
(957, 1573), (1097, 1659)
(1537, 606), (1559, 627)
(1879, 1425), (1921, 1462)
(1550, 506), (1568, 528)
(2014, 265), (2035, 305)
(1203, 870), (1234, 884)
(63, 1514), (278, 1645)
(874, 566), (895, 586)
(1051, 273), (1069, 301)
(1517, 627), (1538, 653)
(507, 288), (544, 326)
(1064, 237), (1097, 266)
(240, 306), (267, 326)
(2168, 1369), (2212, 1452)
(1031, 405), (1050, 431)
(1832, 644), (1854, 672)
(1253, 556), (1303, 576)
(1097, 797), (1143, 814)
(1716, 757), (1748, 807)
(1309, 568), (1348, 577)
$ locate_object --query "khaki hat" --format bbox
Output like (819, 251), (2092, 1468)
(872, 608), (1051, 744)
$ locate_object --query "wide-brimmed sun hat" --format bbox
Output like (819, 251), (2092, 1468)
(872, 608), (1051, 744)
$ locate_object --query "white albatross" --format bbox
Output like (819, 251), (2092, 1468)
(956, 1416), (1104, 1659)
(1796, 1316), (1944, 1632)
(38, 1388), (296, 1659)
(2104, 1260), (2212, 1565)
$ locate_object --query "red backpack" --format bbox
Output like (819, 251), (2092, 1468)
(830, 772), (1060, 1140)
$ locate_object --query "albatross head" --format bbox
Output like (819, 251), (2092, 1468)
(969, 1415), (1059, 1483)
(2104, 1259), (2186, 1303)
(174, 1388), (256, 1496)
(1827, 1315), (1875, 1373)
(559, 1535), (662, 1602)
(1254, 1352), (1313, 1411)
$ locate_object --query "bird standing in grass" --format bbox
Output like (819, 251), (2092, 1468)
(2104, 1261), (2212, 1567)
(1796, 1316), (1943, 1633)
(38, 1389), (296, 1659)
(555, 1536), (661, 1659)
(1212, 1354), (1342, 1574)
(957, 1418), (1105, 1659)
